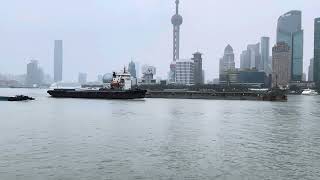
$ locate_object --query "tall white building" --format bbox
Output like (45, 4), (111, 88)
(176, 59), (194, 85)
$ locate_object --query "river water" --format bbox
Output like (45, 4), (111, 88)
(0, 88), (320, 180)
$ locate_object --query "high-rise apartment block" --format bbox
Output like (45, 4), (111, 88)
(176, 59), (194, 85)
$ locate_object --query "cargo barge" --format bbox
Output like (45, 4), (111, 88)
(48, 88), (146, 99)
(146, 89), (287, 101)
(48, 69), (147, 100)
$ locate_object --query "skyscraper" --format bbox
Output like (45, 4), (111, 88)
(169, 0), (183, 83)
(54, 40), (63, 82)
(314, 18), (320, 83)
(26, 60), (43, 87)
(309, 58), (314, 82)
(272, 42), (292, 88)
(261, 37), (270, 72)
(128, 61), (137, 78)
(240, 50), (250, 70)
(192, 52), (203, 85)
(219, 45), (235, 82)
(277, 10), (303, 81)
(247, 43), (261, 70)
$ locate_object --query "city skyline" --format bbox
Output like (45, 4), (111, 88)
(0, 0), (319, 81)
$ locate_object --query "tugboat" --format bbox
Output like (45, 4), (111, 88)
(261, 88), (288, 101)
(47, 69), (147, 99)
(0, 95), (35, 101)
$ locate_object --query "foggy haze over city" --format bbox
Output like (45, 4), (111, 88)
(0, 0), (319, 81)
(2, 1), (320, 179)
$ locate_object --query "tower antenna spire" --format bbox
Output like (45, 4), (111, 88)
(175, 0), (179, 14)
(171, 0), (183, 62)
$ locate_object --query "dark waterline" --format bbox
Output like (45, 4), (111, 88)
(0, 88), (320, 180)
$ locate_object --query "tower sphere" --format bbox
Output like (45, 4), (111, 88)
(171, 14), (183, 26)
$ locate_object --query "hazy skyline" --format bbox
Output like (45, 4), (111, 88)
(0, 0), (319, 81)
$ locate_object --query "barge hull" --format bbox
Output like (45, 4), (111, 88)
(47, 89), (146, 99)
(146, 91), (287, 101)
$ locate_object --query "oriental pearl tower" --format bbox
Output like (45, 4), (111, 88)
(172, 0), (183, 61)
(169, 0), (183, 83)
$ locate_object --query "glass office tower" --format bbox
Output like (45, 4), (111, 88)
(277, 10), (303, 81)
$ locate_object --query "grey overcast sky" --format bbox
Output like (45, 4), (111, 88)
(0, 0), (319, 81)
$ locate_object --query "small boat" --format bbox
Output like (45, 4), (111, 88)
(0, 96), (10, 101)
(301, 89), (318, 96)
(0, 95), (35, 101)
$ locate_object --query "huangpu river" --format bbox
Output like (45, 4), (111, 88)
(0, 88), (320, 180)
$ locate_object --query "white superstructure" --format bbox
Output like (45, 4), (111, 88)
(301, 89), (318, 96)
(103, 69), (132, 90)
